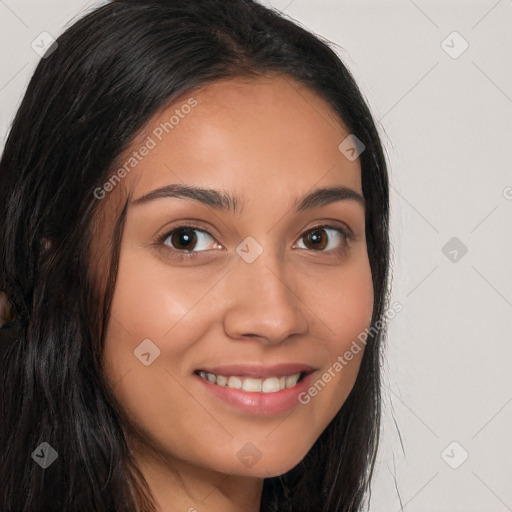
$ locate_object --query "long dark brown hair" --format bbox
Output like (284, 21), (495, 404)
(0, 1), (390, 510)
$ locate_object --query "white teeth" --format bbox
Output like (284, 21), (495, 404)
(197, 371), (303, 393)
(227, 376), (242, 389)
(242, 378), (262, 392)
(285, 373), (300, 388)
(262, 377), (280, 393)
(216, 374), (228, 387)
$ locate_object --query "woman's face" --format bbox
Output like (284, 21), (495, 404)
(100, 74), (374, 479)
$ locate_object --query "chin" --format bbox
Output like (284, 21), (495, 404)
(225, 447), (310, 479)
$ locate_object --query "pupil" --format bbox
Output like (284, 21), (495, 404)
(173, 228), (197, 250)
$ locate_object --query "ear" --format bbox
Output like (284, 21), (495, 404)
(0, 291), (16, 328)
(40, 236), (52, 254)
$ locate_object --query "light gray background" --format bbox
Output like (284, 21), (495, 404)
(1, 1), (511, 510)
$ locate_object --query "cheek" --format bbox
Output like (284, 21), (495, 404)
(300, 248), (374, 348)
(101, 249), (228, 465)
(298, 252), (374, 418)
(105, 243), (211, 358)
(100, 244), (202, 420)
(329, 259), (374, 343)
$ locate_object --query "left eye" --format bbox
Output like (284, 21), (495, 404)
(294, 226), (349, 251)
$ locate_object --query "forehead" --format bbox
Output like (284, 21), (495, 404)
(113, 74), (362, 207)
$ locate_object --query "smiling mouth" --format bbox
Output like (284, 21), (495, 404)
(194, 370), (308, 393)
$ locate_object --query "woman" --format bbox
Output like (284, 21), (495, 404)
(0, 1), (391, 510)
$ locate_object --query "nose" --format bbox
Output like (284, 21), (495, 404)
(222, 249), (309, 346)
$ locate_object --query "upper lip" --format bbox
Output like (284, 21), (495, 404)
(194, 363), (316, 378)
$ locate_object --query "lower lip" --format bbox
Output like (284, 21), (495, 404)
(195, 373), (315, 415)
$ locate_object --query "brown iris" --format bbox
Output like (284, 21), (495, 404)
(303, 228), (328, 250)
(170, 228), (198, 250)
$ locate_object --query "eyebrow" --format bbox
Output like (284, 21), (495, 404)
(131, 183), (365, 213)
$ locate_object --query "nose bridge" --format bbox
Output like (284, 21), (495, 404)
(222, 238), (308, 343)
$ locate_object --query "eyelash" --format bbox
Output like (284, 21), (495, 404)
(154, 223), (354, 262)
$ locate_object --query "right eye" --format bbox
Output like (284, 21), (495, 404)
(157, 226), (223, 260)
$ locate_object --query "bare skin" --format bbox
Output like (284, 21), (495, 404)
(96, 73), (374, 512)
